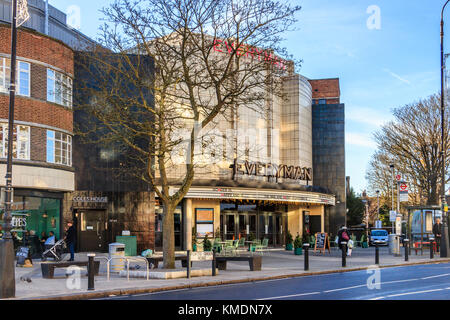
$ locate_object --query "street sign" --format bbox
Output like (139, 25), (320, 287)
(395, 215), (402, 235)
(399, 183), (408, 191)
(375, 220), (382, 229)
(390, 210), (397, 222)
(399, 182), (409, 202)
(395, 174), (402, 181)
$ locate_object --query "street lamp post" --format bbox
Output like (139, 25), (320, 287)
(376, 190), (380, 221)
(390, 164), (395, 234)
(0, 0), (19, 298)
(440, 0), (450, 258)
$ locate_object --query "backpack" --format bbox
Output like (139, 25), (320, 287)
(342, 231), (349, 241)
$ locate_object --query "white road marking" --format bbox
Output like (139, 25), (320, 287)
(369, 287), (450, 300)
(323, 285), (366, 293)
(421, 273), (450, 280)
(257, 292), (321, 300)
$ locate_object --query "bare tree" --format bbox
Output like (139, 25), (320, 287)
(76, 0), (301, 268)
(366, 94), (450, 206)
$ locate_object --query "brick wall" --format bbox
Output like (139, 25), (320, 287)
(309, 78), (340, 103)
(0, 25), (74, 74)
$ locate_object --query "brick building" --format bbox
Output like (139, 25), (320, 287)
(0, 23), (74, 250)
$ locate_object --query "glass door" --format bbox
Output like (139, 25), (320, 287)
(222, 212), (237, 240)
(78, 210), (107, 252)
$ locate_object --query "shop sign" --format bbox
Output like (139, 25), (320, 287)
(73, 196), (108, 203)
(231, 159), (312, 183)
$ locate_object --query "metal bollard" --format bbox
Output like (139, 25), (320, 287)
(212, 249), (216, 276)
(375, 241), (379, 264)
(303, 243), (310, 271)
(341, 242), (347, 267)
(87, 253), (95, 291)
(186, 250), (191, 279)
(404, 239), (409, 262)
(429, 238), (435, 259)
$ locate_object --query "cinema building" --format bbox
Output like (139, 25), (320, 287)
(152, 40), (346, 250)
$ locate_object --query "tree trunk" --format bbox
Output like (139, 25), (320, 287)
(162, 201), (175, 269)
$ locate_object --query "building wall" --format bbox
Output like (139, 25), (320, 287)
(0, 24), (74, 192)
(309, 78), (340, 105)
(312, 103), (346, 235)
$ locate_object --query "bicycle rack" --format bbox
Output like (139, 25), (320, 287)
(125, 257), (149, 281)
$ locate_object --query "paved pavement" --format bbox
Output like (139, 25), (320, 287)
(9, 246), (450, 300)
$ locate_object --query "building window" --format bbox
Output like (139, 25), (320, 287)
(47, 69), (73, 108)
(0, 124), (30, 160)
(318, 99), (327, 105)
(47, 130), (72, 166)
(0, 58), (30, 96)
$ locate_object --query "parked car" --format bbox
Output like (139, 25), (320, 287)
(369, 229), (389, 246)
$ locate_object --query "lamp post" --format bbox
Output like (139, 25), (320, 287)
(390, 164), (395, 234)
(376, 190), (380, 221)
(0, 0), (19, 298)
(440, 0), (450, 258)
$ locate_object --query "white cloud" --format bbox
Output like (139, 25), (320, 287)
(346, 106), (393, 127)
(346, 132), (377, 149)
(383, 68), (411, 85)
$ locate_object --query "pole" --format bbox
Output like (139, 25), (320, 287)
(404, 239), (409, 261)
(186, 250), (191, 279)
(87, 253), (95, 291)
(341, 242), (347, 267)
(441, 0), (450, 258)
(430, 237), (435, 259)
(212, 249), (216, 276)
(390, 164), (395, 235)
(397, 182), (400, 226)
(0, 0), (18, 299)
(376, 190), (380, 221)
(303, 243), (310, 271)
(375, 241), (380, 265)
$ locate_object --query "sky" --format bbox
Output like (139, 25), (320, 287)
(49, 0), (446, 195)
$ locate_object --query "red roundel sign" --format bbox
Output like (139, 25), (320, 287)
(400, 183), (408, 191)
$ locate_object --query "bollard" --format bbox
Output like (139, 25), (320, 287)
(303, 243), (310, 271)
(404, 239), (409, 262)
(87, 253), (95, 291)
(187, 250), (191, 279)
(429, 238), (434, 259)
(212, 249), (216, 276)
(375, 241), (379, 264)
(341, 242), (347, 267)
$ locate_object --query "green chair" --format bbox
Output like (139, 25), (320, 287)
(212, 238), (222, 253)
(255, 238), (269, 255)
(238, 237), (246, 249)
(225, 240), (239, 255)
(249, 239), (261, 252)
(309, 235), (315, 247)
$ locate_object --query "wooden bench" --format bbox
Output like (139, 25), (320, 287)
(41, 261), (100, 279)
(215, 255), (262, 271)
(146, 256), (188, 269)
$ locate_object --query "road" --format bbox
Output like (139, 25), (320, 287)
(96, 262), (450, 300)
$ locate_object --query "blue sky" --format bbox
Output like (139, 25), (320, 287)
(50, 0), (445, 194)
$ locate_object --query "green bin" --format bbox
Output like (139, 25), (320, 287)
(115, 236), (137, 256)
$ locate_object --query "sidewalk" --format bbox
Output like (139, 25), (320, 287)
(9, 247), (450, 300)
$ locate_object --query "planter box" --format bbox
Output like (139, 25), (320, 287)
(285, 243), (293, 251)
(294, 247), (303, 255)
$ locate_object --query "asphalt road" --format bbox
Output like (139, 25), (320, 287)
(96, 262), (450, 300)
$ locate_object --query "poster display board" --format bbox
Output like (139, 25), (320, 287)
(314, 232), (331, 254)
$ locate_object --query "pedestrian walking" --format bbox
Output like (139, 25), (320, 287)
(64, 221), (76, 261)
(433, 218), (443, 253)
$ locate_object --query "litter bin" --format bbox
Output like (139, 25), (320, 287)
(109, 242), (125, 272)
(389, 234), (400, 256)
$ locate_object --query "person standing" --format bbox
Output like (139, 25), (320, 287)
(433, 218), (443, 253)
(337, 226), (350, 255)
(65, 221), (76, 261)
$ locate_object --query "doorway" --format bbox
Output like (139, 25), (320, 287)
(77, 210), (107, 252)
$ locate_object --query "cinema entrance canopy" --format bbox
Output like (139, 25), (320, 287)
(154, 180), (335, 250)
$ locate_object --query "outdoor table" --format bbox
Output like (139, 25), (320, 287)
(217, 241), (227, 253)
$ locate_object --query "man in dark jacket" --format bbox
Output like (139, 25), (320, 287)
(433, 218), (443, 253)
(337, 226), (350, 254)
(65, 221), (76, 261)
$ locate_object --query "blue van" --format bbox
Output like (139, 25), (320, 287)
(369, 229), (389, 246)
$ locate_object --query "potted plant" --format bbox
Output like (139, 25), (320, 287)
(203, 234), (212, 251)
(192, 227), (197, 252)
(361, 234), (368, 248)
(294, 233), (303, 255)
(285, 230), (293, 251)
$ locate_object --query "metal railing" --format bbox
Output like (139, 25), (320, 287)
(125, 257), (149, 281)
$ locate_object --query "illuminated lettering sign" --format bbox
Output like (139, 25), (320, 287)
(212, 39), (288, 71)
(230, 159), (312, 183)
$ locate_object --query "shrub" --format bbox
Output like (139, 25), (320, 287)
(203, 234), (212, 251)
(285, 230), (293, 245)
(294, 234), (303, 249)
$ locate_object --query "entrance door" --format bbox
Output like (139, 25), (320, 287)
(310, 216), (322, 235)
(275, 215), (282, 246)
(224, 213), (236, 240)
(78, 210), (107, 252)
